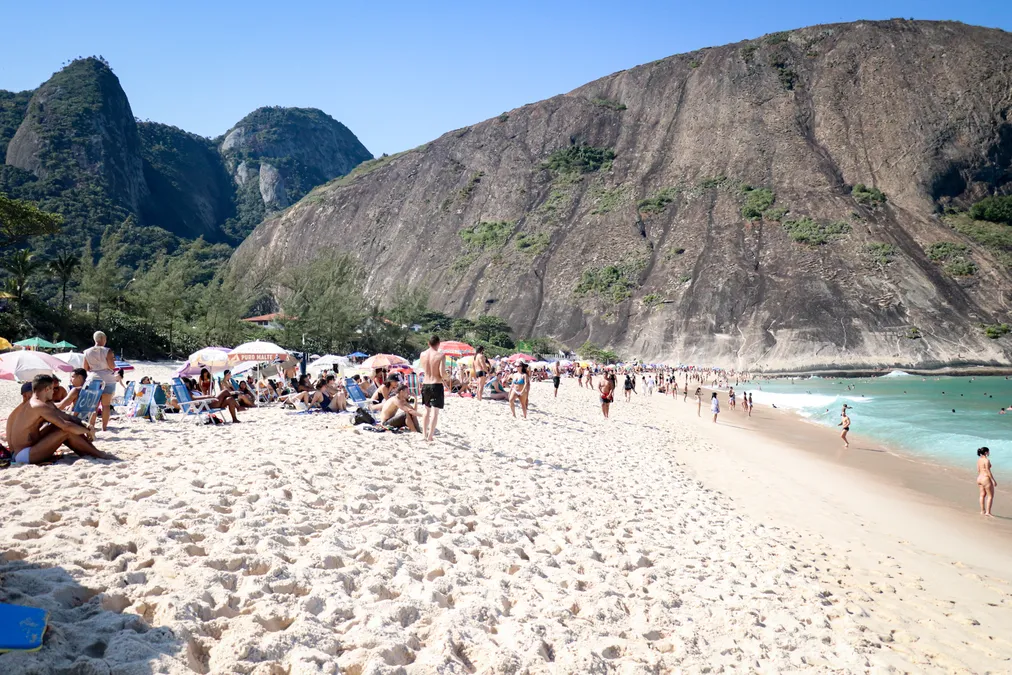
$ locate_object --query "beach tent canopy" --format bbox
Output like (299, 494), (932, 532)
(361, 354), (409, 369)
(228, 340), (289, 363)
(187, 347), (232, 373)
(439, 341), (475, 358)
(15, 337), (57, 349)
(54, 352), (86, 369)
(347, 351), (368, 359)
(0, 351), (74, 381)
(52, 340), (76, 349)
(0, 338), (13, 351)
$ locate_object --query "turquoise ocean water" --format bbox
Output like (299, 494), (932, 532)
(744, 372), (1012, 469)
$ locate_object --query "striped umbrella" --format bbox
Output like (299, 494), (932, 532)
(439, 341), (476, 358)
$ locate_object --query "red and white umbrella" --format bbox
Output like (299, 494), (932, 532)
(506, 353), (535, 363)
(439, 341), (476, 358)
(0, 351), (74, 381)
(361, 353), (409, 369)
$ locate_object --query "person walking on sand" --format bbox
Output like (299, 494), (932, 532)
(748, 393), (753, 417)
(420, 335), (450, 442)
(977, 447), (997, 517)
(695, 387), (702, 417)
(710, 391), (720, 423)
(473, 346), (489, 402)
(599, 372), (616, 418)
(84, 331), (118, 432)
(838, 409), (851, 448)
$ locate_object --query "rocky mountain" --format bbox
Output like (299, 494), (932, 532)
(217, 106), (372, 240)
(0, 58), (371, 259)
(234, 19), (1012, 371)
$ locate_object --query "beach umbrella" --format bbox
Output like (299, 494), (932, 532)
(308, 354), (351, 374)
(361, 353), (409, 369)
(0, 351), (74, 381)
(52, 340), (76, 349)
(347, 351), (368, 359)
(457, 355), (475, 366)
(228, 340), (289, 363)
(388, 363), (414, 374)
(14, 337), (57, 350)
(506, 353), (535, 363)
(188, 347), (232, 373)
(439, 341), (475, 358)
(0, 338), (11, 351)
(54, 352), (86, 369)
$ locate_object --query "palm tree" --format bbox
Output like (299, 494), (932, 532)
(49, 251), (80, 310)
(1, 249), (40, 311)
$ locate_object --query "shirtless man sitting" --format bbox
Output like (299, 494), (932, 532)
(380, 385), (420, 432)
(7, 374), (115, 464)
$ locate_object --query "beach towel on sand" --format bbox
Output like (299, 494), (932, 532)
(0, 602), (48, 652)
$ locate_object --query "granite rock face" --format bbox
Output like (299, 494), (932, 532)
(234, 20), (1012, 370)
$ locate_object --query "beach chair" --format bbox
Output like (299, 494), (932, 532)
(71, 380), (104, 423)
(404, 373), (424, 402)
(115, 382), (135, 412)
(171, 378), (223, 422)
(344, 377), (370, 411)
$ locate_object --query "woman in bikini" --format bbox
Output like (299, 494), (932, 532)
(977, 447), (997, 517)
(198, 368), (214, 396)
(599, 372), (616, 418)
(695, 387), (702, 417)
(508, 362), (530, 419)
(473, 347), (489, 401)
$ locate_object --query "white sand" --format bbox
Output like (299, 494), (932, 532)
(1, 364), (1010, 674)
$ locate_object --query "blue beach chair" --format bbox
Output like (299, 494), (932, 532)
(72, 380), (103, 423)
(171, 378), (223, 422)
(344, 378), (370, 410)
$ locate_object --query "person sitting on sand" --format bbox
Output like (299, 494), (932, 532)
(599, 372), (616, 418)
(483, 375), (508, 401)
(198, 368), (213, 396)
(57, 368), (89, 412)
(369, 376), (398, 410)
(977, 447), (997, 517)
(7, 374), (115, 463)
(381, 384), (420, 432)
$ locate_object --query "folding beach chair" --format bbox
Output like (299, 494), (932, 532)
(344, 377), (370, 411)
(115, 382), (135, 413)
(404, 373), (424, 402)
(171, 378), (223, 422)
(71, 380), (103, 424)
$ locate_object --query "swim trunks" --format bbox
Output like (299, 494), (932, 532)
(422, 383), (445, 409)
(476, 370), (486, 378)
(600, 395), (614, 404)
(553, 376), (561, 389)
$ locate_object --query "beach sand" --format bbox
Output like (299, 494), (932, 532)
(1, 364), (1009, 673)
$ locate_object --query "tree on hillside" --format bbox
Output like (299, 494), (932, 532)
(0, 193), (63, 249)
(474, 314), (513, 342)
(1, 249), (41, 312)
(280, 250), (365, 353)
(78, 238), (125, 325)
(49, 251), (80, 311)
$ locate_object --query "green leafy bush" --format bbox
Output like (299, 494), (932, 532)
(867, 242), (896, 265)
(514, 232), (550, 255)
(982, 323), (1011, 339)
(498, 112), (509, 123)
(852, 184), (887, 206)
(741, 187), (775, 219)
(637, 187), (681, 214)
(537, 190), (570, 217)
(678, 274), (692, 283)
(458, 220), (514, 250)
(459, 171), (484, 200)
(944, 259), (977, 276)
(968, 195), (1012, 225)
(741, 45), (758, 63)
(764, 206), (789, 222)
(688, 60), (701, 69)
(698, 175), (727, 189)
(590, 186), (624, 214)
(925, 241), (968, 261)
(781, 217), (850, 245)
(589, 97), (627, 111)
(948, 214), (1012, 252)
(575, 262), (643, 303)
(542, 144), (615, 175)
(906, 327), (922, 340)
(642, 293), (663, 307)
(765, 31), (790, 44)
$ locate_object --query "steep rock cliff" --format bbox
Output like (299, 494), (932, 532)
(234, 20), (1012, 371)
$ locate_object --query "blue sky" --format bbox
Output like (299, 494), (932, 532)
(1, 1), (1010, 156)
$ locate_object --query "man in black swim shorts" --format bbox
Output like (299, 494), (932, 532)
(420, 335), (449, 441)
(551, 360), (561, 398)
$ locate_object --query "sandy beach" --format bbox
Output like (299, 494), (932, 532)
(2, 364), (1010, 674)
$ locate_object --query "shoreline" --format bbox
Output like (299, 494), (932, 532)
(756, 365), (1012, 378)
(688, 384), (1012, 534)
